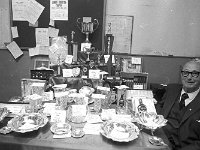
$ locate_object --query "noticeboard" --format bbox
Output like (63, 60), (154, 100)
(11, 0), (105, 50)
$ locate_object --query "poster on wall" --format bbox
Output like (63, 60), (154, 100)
(50, 0), (68, 20)
(105, 15), (133, 54)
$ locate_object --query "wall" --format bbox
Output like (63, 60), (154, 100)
(106, 0), (200, 57)
(0, 50), (46, 102)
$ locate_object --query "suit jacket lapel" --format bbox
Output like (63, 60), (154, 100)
(180, 91), (200, 124)
(163, 85), (182, 117)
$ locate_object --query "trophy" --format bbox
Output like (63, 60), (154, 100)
(105, 23), (114, 55)
(104, 23), (114, 75)
(77, 17), (99, 52)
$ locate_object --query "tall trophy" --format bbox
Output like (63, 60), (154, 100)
(105, 23), (114, 75)
(105, 23), (114, 55)
(77, 17), (99, 52)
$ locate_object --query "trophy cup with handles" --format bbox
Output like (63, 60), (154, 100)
(76, 17), (99, 52)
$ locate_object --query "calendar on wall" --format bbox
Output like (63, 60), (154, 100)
(105, 15), (133, 54)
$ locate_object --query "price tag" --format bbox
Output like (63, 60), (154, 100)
(62, 69), (73, 77)
(83, 17), (91, 23)
(81, 42), (91, 52)
(89, 69), (100, 79)
(51, 109), (67, 123)
(104, 55), (110, 63)
(131, 57), (142, 64)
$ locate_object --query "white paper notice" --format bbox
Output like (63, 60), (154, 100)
(83, 17), (91, 23)
(0, 103), (28, 115)
(83, 123), (101, 135)
(51, 109), (66, 123)
(23, 0), (44, 25)
(85, 114), (102, 124)
(62, 69), (73, 77)
(6, 41), (23, 59)
(11, 26), (19, 38)
(50, 0), (68, 20)
(12, 0), (26, 21)
(48, 27), (59, 37)
(35, 28), (49, 46)
(43, 103), (56, 115)
(131, 57), (142, 64)
(126, 90), (153, 100)
(89, 69), (100, 79)
(29, 46), (49, 57)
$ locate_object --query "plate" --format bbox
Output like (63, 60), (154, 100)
(7, 113), (48, 133)
(135, 112), (167, 130)
(100, 121), (140, 142)
(50, 123), (71, 135)
(0, 126), (12, 134)
(71, 128), (85, 138)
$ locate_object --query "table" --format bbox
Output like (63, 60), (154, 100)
(0, 118), (171, 150)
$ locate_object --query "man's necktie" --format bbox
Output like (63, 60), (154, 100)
(179, 93), (189, 110)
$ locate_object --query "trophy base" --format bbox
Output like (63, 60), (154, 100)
(81, 42), (92, 52)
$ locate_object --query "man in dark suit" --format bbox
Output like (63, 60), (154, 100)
(156, 59), (200, 150)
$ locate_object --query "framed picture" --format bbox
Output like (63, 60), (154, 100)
(34, 59), (50, 70)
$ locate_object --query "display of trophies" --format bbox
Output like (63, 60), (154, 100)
(76, 17), (99, 52)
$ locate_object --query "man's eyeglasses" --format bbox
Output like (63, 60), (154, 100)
(181, 70), (200, 78)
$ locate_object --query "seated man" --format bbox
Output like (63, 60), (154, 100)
(156, 59), (200, 150)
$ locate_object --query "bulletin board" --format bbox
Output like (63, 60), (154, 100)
(11, 0), (105, 49)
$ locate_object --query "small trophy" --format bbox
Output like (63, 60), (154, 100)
(77, 17), (99, 52)
(68, 31), (78, 62)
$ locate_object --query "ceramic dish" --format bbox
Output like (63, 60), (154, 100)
(50, 123), (71, 135)
(7, 113), (48, 133)
(100, 121), (140, 142)
(0, 126), (12, 134)
(0, 107), (9, 122)
(135, 112), (167, 130)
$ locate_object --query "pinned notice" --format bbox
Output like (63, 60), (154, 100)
(11, 26), (19, 38)
(6, 41), (23, 59)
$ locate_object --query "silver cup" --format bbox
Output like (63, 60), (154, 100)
(76, 18), (99, 43)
